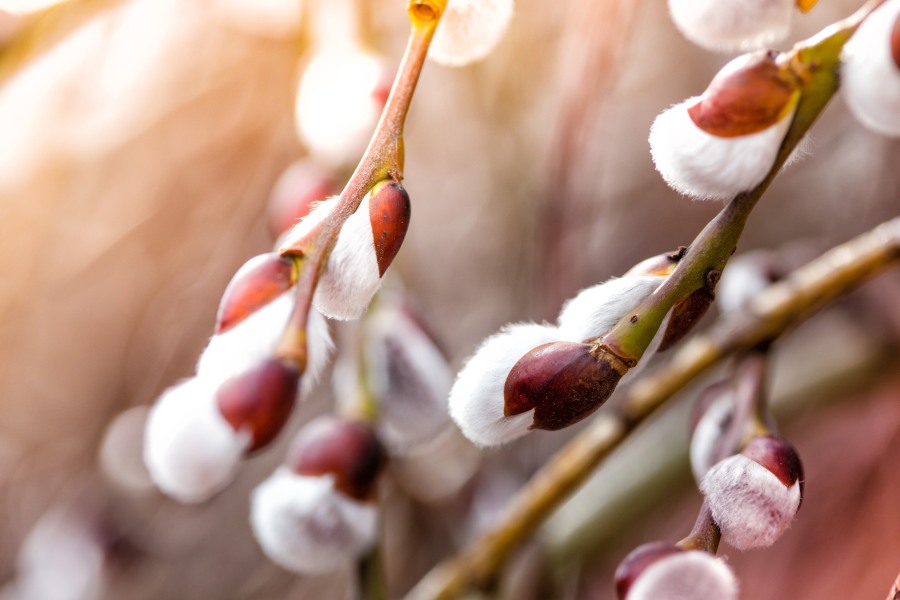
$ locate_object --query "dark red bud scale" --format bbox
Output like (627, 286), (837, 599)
(287, 418), (387, 501)
(891, 13), (900, 72)
(659, 287), (715, 352)
(216, 359), (300, 452)
(688, 52), (799, 138)
(504, 342), (629, 431)
(369, 181), (411, 276)
(742, 435), (803, 492)
(614, 542), (683, 599)
(216, 253), (296, 334)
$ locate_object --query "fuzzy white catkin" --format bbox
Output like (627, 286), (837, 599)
(841, 0), (900, 137)
(649, 96), (794, 201)
(716, 253), (773, 314)
(557, 276), (666, 342)
(295, 44), (387, 166)
(285, 195), (383, 321)
(144, 377), (248, 503)
(627, 551), (739, 600)
(197, 295), (332, 396)
(701, 454), (801, 549)
(428, 0), (514, 67)
(667, 0), (793, 52)
(364, 308), (452, 451)
(449, 322), (562, 447)
(250, 468), (377, 574)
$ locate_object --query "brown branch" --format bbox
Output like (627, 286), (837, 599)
(405, 217), (900, 600)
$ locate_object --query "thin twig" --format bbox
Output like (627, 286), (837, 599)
(405, 217), (900, 600)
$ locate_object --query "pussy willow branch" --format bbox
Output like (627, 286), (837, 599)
(407, 216), (900, 600)
(406, 1), (893, 589)
(274, 0), (444, 368)
(599, 0), (882, 365)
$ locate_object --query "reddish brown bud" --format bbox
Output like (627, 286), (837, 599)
(216, 359), (300, 452)
(659, 286), (715, 351)
(892, 13), (900, 71)
(742, 434), (804, 492)
(504, 342), (629, 431)
(287, 418), (387, 501)
(615, 542), (682, 599)
(267, 161), (340, 240)
(216, 253), (296, 334)
(688, 52), (799, 138)
(369, 181), (411, 276)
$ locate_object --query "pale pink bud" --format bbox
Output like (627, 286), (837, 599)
(615, 543), (739, 600)
(428, 0), (514, 67)
(282, 181), (410, 321)
(667, 0), (793, 52)
(250, 417), (385, 573)
(144, 377), (248, 503)
(449, 323), (562, 447)
(701, 435), (803, 550)
(294, 44), (391, 166)
(841, 0), (900, 137)
(650, 52), (799, 201)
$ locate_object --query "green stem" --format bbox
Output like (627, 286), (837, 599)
(598, 0), (882, 366)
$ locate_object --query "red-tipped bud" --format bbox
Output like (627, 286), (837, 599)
(286, 417), (387, 501)
(216, 359), (300, 452)
(892, 13), (900, 70)
(369, 180), (411, 277)
(267, 160), (340, 240)
(701, 434), (803, 549)
(504, 342), (628, 431)
(742, 434), (804, 492)
(688, 52), (799, 138)
(615, 543), (738, 600)
(615, 542), (682, 599)
(215, 253), (296, 334)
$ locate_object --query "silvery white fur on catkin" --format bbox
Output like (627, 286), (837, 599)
(448, 322), (562, 447)
(649, 97), (794, 201)
(144, 377), (248, 503)
(627, 550), (739, 600)
(690, 393), (734, 482)
(701, 454), (801, 550)
(668, 0), (793, 52)
(314, 194), (382, 320)
(197, 294), (332, 397)
(841, 0), (900, 137)
(250, 468), (377, 574)
(557, 276), (666, 342)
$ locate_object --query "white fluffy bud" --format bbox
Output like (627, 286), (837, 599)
(649, 96), (794, 201)
(250, 468), (377, 574)
(841, 0), (900, 137)
(667, 0), (793, 52)
(449, 322), (562, 447)
(701, 452), (802, 550)
(716, 252), (775, 314)
(689, 389), (734, 483)
(428, 0), (514, 67)
(198, 294), (332, 396)
(557, 276), (666, 342)
(144, 377), (248, 503)
(625, 550), (739, 600)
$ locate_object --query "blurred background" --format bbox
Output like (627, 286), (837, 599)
(0, 0), (897, 598)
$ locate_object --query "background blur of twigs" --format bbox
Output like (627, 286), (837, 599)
(0, 0), (897, 598)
